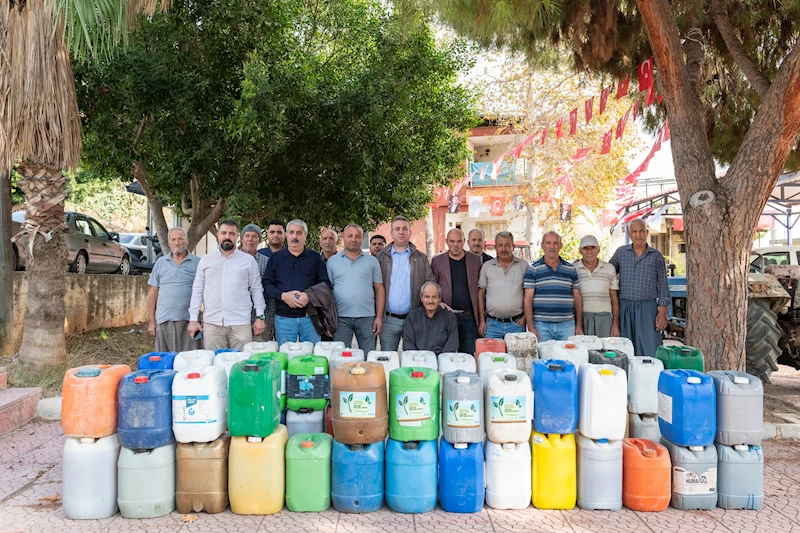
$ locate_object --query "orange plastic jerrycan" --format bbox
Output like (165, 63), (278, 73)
(62, 364), (131, 438)
(475, 338), (506, 361)
(622, 438), (671, 512)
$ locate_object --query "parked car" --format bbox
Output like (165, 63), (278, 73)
(750, 246), (800, 272)
(11, 211), (131, 275)
(118, 233), (148, 254)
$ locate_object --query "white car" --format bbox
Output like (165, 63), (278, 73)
(750, 246), (800, 271)
(118, 233), (148, 255)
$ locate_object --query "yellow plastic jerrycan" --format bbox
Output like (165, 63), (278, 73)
(531, 432), (577, 509)
(229, 424), (288, 514)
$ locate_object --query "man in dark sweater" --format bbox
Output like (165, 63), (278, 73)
(264, 219), (330, 345)
(402, 282), (459, 355)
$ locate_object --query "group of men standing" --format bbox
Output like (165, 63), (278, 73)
(147, 215), (670, 358)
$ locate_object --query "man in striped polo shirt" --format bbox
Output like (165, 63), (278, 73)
(523, 231), (583, 341)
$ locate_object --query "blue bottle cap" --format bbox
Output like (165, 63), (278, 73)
(75, 368), (102, 378)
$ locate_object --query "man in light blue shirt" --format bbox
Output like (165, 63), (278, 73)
(375, 216), (434, 351)
(327, 224), (385, 352)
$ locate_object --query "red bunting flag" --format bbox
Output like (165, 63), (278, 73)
(633, 98), (640, 120)
(541, 127), (548, 145)
(571, 147), (594, 163)
(569, 108), (578, 135)
(599, 86), (611, 114)
(638, 57), (654, 92)
(556, 118), (564, 139)
(615, 116), (626, 139)
(585, 97), (594, 124)
(645, 85), (655, 106)
(616, 73), (630, 100)
(663, 119), (671, 141)
(658, 93), (663, 104)
(601, 129), (613, 154)
(625, 171), (639, 184)
(490, 197), (505, 216)
(653, 129), (663, 152)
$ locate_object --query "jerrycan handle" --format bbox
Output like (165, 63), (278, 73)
(678, 347), (694, 355)
(634, 440), (656, 457)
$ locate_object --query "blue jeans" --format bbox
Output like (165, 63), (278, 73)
(333, 316), (377, 353)
(274, 315), (321, 346)
(485, 317), (525, 339)
(457, 315), (479, 355)
(534, 320), (575, 342)
(378, 315), (404, 351)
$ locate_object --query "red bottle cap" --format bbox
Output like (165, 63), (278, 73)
(411, 371), (424, 378)
(187, 372), (201, 379)
(133, 376), (149, 384)
(343, 351), (352, 357)
(301, 440), (314, 449)
(149, 356), (161, 362)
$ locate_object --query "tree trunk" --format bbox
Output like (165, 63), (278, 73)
(424, 206), (434, 258)
(132, 160), (170, 243)
(0, 170), (13, 355)
(16, 162), (68, 369)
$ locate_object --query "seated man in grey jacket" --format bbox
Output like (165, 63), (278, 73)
(402, 282), (459, 355)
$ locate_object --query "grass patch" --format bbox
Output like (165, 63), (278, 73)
(6, 323), (154, 397)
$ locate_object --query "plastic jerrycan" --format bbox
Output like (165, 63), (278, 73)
(475, 338), (507, 361)
(656, 345), (705, 371)
(243, 341), (278, 354)
(385, 439), (438, 513)
(627, 356), (664, 414)
(538, 340), (556, 359)
(532, 360), (578, 435)
(229, 425), (289, 514)
(173, 350), (215, 371)
(286, 433), (333, 512)
(629, 413), (662, 441)
(280, 341), (315, 360)
(441, 371), (483, 444)
(172, 366), (229, 444)
(249, 352), (289, 410)
(332, 362), (388, 444)
(214, 348), (240, 355)
(601, 337), (635, 358)
(213, 351), (249, 378)
(439, 440), (485, 513)
(578, 364), (627, 440)
(504, 332), (538, 376)
(176, 435), (231, 514)
(138, 352), (177, 370)
(62, 434), (121, 519)
(388, 368), (440, 442)
(228, 359), (281, 438)
(658, 369), (716, 447)
(715, 443), (764, 510)
(331, 441), (385, 513)
(400, 350), (438, 370)
(314, 341), (345, 360)
(117, 369), (177, 450)
(287, 409), (325, 439)
(367, 351), (400, 393)
(576, 434), (622, 510)
(330, 348), (366, 375)
(660, 437), (718, 510)
(622, 438), (671, 512)
(484, 441), (531, 509)
(708, 370), (763, 446)
(478, 353), (517, 385)
(551, 341), (589, 367)
(485, 369), (532, 444)
(62, 364), (131, 438)
(439, 353), (477, 374)
(588, 349), (629, 374)
(531, 432), (577, 510)
(568, 335), (603, 351)
(287, 355), (329, 411)
(117, 443), (176, 518)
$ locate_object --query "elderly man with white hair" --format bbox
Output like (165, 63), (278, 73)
(402, 281), (459, 355)
(147, 227), (202, 351)
(609, 218), (671, 356)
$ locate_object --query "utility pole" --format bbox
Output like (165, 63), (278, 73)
(0, 171), (15, 356)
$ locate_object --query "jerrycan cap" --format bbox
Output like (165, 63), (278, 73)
(642, 358), (653, 364)
(403, 441), (419, 450)
(454, 443), (468, 449)
(689, 445), (704, 451)
(502, 442), (515, 450)
(454, 355), (466, 362)
(548, 363), (563, 371)
(492, 356), (505, 362)
(350, 366), (366, 375)
(599, 369), (614, 376)
(349, 444), (365, 451)
(411, 371), (424, 378)
(133, 376), (149, 384)
(603, 351), (616, 358)
(79, 437), (96, 443)
(244, 363), (259, 371)
(76, 368), (102, 378)
(149, 355), (162, 362)
(342, 351), (353, 357)
(597, 438), (609, 443)
(733, 376), (749, 384)
(679, 347), (694, 354)
(298, 407), (313, 414)
(565, 342), (577, 349)
(643, 449), (657, 458)
(301, 440), (315, 449)
(734, 444), (749, 451)
(687, 376), (702, 384)
(504, 374), (518, 382)
(377, 356), (389, 361)
(187, 372), (201, 379)
(248, 436), (263, 443)
(457, 375), (471, 383)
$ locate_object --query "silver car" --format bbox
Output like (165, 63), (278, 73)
(11, 211), (131, 275)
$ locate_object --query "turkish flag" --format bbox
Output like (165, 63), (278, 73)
(633, 98), (640, 120)
(585, 97), (594, 124)
(556, 118), (564, 139)
(569, 108), (578, 135)
(601, 129), (613, 154)
(615, 116), (626, 139)
(602, 209), (620, 227)
(616, 73), (630, 99)
(541, 127), (548, 145)
(599, 86), (610, 114)
(645, 85), (655, 106)
(571, 146), (594, 163)
(638, 57), (654, 92)
(490, 197), (505, 216)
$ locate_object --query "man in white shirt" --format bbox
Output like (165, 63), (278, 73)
(188, 220), (266, 350)
(574, 235), (620, 338)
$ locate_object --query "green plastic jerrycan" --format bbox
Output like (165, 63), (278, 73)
(388, 367), (440, 442)
(656, 345), (705, 372)
(287, 355), (329, 411)
(250, 352), (289, 410)
(228, 359), (281, 437)
(285, 433), (333, 512)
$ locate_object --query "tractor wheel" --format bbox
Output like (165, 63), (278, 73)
(745, 298), (782, 383)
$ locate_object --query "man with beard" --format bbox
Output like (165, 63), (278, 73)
(188, 220), (266, 350)
(477, 231), (528, 339)
(265, 219), (330, 345)
(241, 223), (270, 341)
(147, 227), (202, 351)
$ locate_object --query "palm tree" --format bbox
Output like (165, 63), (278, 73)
(1, 0), (167, 369)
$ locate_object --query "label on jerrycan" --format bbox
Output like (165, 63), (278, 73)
(173, 395), (216, 424)
(489, 395), (527, 423)
(673, 466), (717, 494)
(339, 391), (376, 418)
(395, 392), (431, 425)
(446, 400), (480, 428)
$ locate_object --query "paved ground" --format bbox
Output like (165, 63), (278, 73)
(0, 420), (798, 533)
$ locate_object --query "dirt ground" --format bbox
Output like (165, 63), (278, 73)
(763, 364), (800, 423)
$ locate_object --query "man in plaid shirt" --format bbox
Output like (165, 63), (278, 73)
(609, 218), (671, 356)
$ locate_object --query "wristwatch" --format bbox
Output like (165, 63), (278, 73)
(256, 315), (266, 321)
